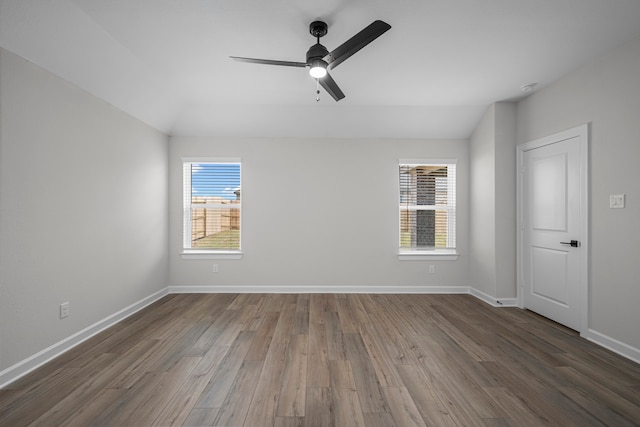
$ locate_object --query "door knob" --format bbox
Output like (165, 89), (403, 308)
(560, 240), (580, 247)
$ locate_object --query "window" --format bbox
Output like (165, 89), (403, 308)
(399, 160), (456, 259)
(182, 158), (241, 258)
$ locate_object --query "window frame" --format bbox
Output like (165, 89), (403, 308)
(181, 157), (243, 260)
(397, 159), (458, 261)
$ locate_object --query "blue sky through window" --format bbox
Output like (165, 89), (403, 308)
(191, 163), (240, 200)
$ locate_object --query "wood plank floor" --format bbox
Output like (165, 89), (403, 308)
(2, 293), (640, 426)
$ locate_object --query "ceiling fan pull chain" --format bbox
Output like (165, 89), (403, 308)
(316, 78), (321, 102)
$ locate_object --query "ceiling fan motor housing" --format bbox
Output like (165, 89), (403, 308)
(306, 43), (329, 64)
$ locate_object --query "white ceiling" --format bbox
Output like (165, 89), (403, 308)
(2, 0), (640, 139)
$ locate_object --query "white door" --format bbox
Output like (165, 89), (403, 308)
(518, 125), (588, 332)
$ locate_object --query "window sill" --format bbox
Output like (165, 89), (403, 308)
(397, 250), (458, 261)
(180, 250), (243, 260)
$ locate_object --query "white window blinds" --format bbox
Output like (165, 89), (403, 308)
(183, 159), (241, 251)
(399, 161), (456, 250)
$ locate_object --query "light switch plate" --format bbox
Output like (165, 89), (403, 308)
(610, 194), (625, 209)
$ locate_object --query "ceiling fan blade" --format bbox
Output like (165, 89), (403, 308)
(319, 72), (345, 101)
(230, 56), (308, 68)
(324, 20), (391, 70)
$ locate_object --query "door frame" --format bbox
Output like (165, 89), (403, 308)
(516, 123), (589, 335)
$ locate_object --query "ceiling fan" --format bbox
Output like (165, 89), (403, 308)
(230, 20), (391, 101)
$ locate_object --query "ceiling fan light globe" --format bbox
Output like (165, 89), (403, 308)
(309, 59), (328, 78)
(310, 66), (327, 78)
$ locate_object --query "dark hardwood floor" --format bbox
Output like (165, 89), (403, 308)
(1, 293), (639, 426)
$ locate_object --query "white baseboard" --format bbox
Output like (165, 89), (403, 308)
(583, 329), (640, 365)
(0, 287), (169, 388)
(469, 287), (519, 307)
(168, 285), (471, 294)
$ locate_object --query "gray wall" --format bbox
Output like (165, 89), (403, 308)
(494, 103), (517, 299)
(470, 105), (498, 297)
(517, 34), (640, 350)
(469, 102), (517, 301)
(0, 49), (170, 373)
(169, 137), (470, 290)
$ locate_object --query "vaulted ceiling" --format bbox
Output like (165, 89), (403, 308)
(2, 0), (640, 138)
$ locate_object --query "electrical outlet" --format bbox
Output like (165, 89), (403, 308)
(60, 302), (70, 319)
(212, 264), (219, 273)
(610, 194), (625, 209)
(428, 265), (435, 274)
